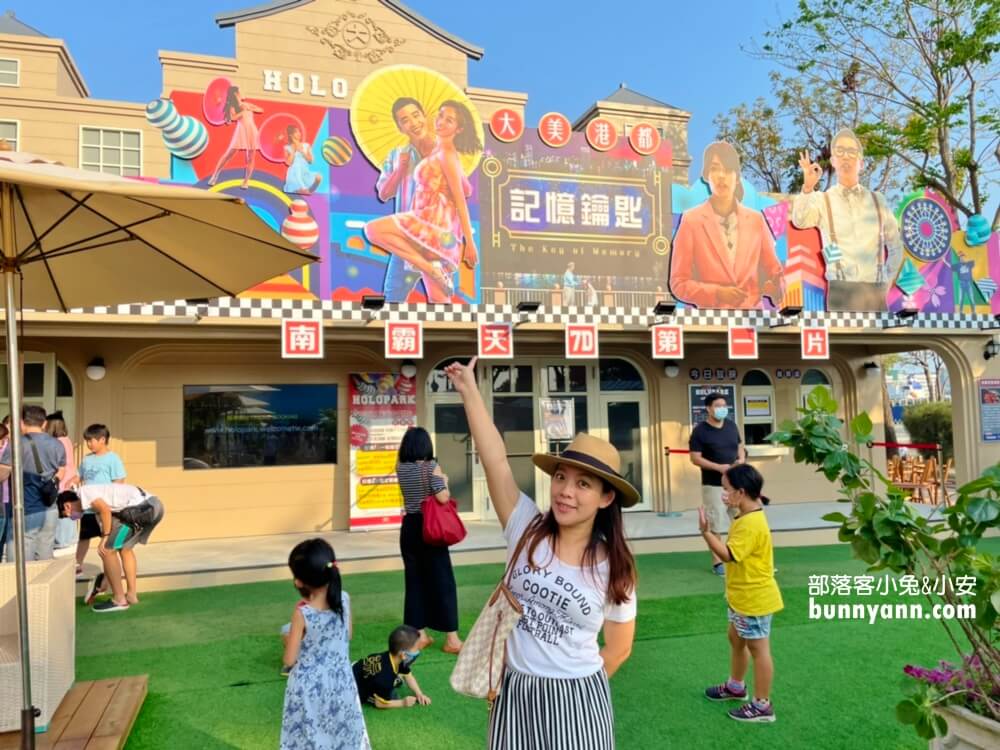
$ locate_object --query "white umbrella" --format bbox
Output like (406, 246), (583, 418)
(0, 150), (316, 747)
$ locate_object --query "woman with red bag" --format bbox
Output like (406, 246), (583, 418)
(397, 427), (463, 654)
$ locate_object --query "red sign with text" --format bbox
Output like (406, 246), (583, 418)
(538, 112), (572, 148)
(628, 122), (661, 156)
(728, 326), (758, 359)
(478, 322), (514, 359)
(651, 324), (684, 359)
(490, 108), (524, 143)
(565, 323), (599, 359)
(585, 117), (618, 151)
(281, 318), (323, 359)
(801, 325), (830, 360)
(385, 321), (423, 359)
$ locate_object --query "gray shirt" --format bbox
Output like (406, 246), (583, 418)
(1, 432), (66, 513)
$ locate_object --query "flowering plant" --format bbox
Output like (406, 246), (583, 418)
(768, 387), (1000, 739)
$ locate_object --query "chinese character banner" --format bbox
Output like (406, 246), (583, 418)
(479, 129), (672, 306)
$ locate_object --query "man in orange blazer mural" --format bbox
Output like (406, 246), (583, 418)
(670, 142), (784, 309)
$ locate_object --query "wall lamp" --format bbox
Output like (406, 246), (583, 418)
(515, 300), (541, 328)
(361, 294), (386, 324)
(862, 361), (881, 377)
(769, 304), (804, 329)
(663, 360), (680, 378)
(882, 306), (918, 329)
(985, 339), (1000, 361)
(648, 299), (677, 328)
(85, 357), (107, 381)
(400, 359), (418, 379)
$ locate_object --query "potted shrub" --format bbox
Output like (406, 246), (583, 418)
(768, 387), (999, 746)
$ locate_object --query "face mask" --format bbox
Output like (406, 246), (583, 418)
(402, 650), (421, 667)
(713, 406), (729, 420)
(70, 511), (83, 521)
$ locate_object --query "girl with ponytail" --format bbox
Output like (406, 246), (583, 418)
(280, 539), (371, 749)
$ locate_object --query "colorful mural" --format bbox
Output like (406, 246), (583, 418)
(152, 76), (993, 314)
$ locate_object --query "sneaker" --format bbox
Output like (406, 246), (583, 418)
(705, 683), (747, 702)
(92, 600), (129, 613)
(712, 563), (725, 577)
(728, 701), (776, 723)
(84, 573), (105, 606)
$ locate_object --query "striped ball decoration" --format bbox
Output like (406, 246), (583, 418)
(145, 98), (208, 160)
(281, 200), (320, 251)
(322, 136), (353, 166)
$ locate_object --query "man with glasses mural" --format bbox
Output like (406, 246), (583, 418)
(792, 129), (904, 311)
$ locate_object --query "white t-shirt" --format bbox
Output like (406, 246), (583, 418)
(503, 494), (636, 679)
(78, 483), (145, 512)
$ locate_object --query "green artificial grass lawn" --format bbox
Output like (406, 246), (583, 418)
(74, 539), (1000, 750)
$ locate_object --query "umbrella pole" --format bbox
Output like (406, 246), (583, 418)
(1, 182), (36, 749)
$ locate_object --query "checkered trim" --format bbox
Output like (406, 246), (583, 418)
(48, 299), (992, 331)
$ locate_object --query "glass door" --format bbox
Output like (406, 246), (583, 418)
(489, 364), (537, 514)
(596, 395), (651, 511)
(431, 402), (475, 514)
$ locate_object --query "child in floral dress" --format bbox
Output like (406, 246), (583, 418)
(280, 539), (370, 750)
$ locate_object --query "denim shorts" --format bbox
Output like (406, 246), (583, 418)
(728, 607), (773, 639)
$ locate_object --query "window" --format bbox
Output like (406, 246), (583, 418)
(741, 369), (775, 445)
(427, 357), (476, 394)
(492, 365), (532, 393)
(183, 384), (337, 469)
(802, 369), (831, 386)
(80, 127), (141, 176)
(599, 358), (644, 391)
(0, 121), (18, 151)
(0, 59), (18, 87)
(56, 366), (74, 398)
(546, 365), (587, 393)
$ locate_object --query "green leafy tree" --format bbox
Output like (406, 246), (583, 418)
(903, 401), (955, 460)
(752, 0), (1000, 227)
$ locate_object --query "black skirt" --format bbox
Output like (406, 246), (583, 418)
(399, 512), (459, 632)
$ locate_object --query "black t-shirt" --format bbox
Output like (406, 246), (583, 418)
(689, 419), (741, 486)
(352, 651), (410, 706)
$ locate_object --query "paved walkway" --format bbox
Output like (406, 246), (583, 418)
(68, 500), (950, 592)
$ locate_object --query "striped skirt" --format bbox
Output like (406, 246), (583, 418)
(488, 668), (614, 750)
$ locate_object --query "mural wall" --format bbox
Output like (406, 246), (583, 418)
(149, 69), (996, 314)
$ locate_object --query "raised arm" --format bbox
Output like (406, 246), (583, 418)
(443, 357), (519, 527)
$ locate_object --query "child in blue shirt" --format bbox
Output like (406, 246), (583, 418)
(78, 424), (126, 600)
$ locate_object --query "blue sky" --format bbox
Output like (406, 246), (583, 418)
(7, 0), (798, 182)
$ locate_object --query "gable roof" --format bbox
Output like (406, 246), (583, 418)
(602, 83), (677, 111)
(0, 9), (47, 37)
(215, 0), (483, 60)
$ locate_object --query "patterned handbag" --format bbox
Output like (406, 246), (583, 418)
(450, 531), (529, 703)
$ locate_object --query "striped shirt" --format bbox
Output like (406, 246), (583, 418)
(396, 460), (446, 514)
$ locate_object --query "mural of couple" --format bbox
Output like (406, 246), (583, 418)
(150, 65), (998, 314)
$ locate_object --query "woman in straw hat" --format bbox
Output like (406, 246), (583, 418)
(443, 357), (637, 750)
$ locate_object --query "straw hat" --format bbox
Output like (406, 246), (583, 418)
(532, 433), (640, 508)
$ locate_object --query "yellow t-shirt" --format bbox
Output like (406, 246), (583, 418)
(725, 509), (784, 616)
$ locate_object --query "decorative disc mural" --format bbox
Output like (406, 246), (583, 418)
(899, 192), (956, 262)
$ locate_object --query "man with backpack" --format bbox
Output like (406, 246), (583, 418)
(59, 484), (163, 612)
(0, 405), (65, 560)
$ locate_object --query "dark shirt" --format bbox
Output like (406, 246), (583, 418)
(689, 419), (742, 487)
(352, 650), (410, 706)
(1, 432), (65, 514)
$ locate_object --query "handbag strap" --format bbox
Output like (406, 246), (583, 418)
(25, 434), (46, 476)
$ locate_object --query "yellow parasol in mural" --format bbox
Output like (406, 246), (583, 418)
(351, 64), (484, 176)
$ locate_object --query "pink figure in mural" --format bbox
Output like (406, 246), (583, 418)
(364, 100), (481, 303)
(670, 142), (785, 309)
(283, 125), (322, 195)
(208, 86), (264, 189)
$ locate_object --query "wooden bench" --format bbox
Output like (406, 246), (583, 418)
(0, 676), (147, 750)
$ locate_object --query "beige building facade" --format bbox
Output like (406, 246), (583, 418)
(1, 1), (995, 543)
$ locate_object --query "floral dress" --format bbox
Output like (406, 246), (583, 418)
(392, 150), (463, 273)
(280, 604), (371, 750)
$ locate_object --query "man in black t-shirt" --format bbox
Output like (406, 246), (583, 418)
(353, 625), (430, 708)
(689, 393), (746, 576)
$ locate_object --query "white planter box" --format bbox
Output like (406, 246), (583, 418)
(931, 705), (1000, 750)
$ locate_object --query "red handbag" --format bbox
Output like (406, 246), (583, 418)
(420, 464), (467, 546)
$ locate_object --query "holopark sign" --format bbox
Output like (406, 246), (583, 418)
(262, 69), (350, 100)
